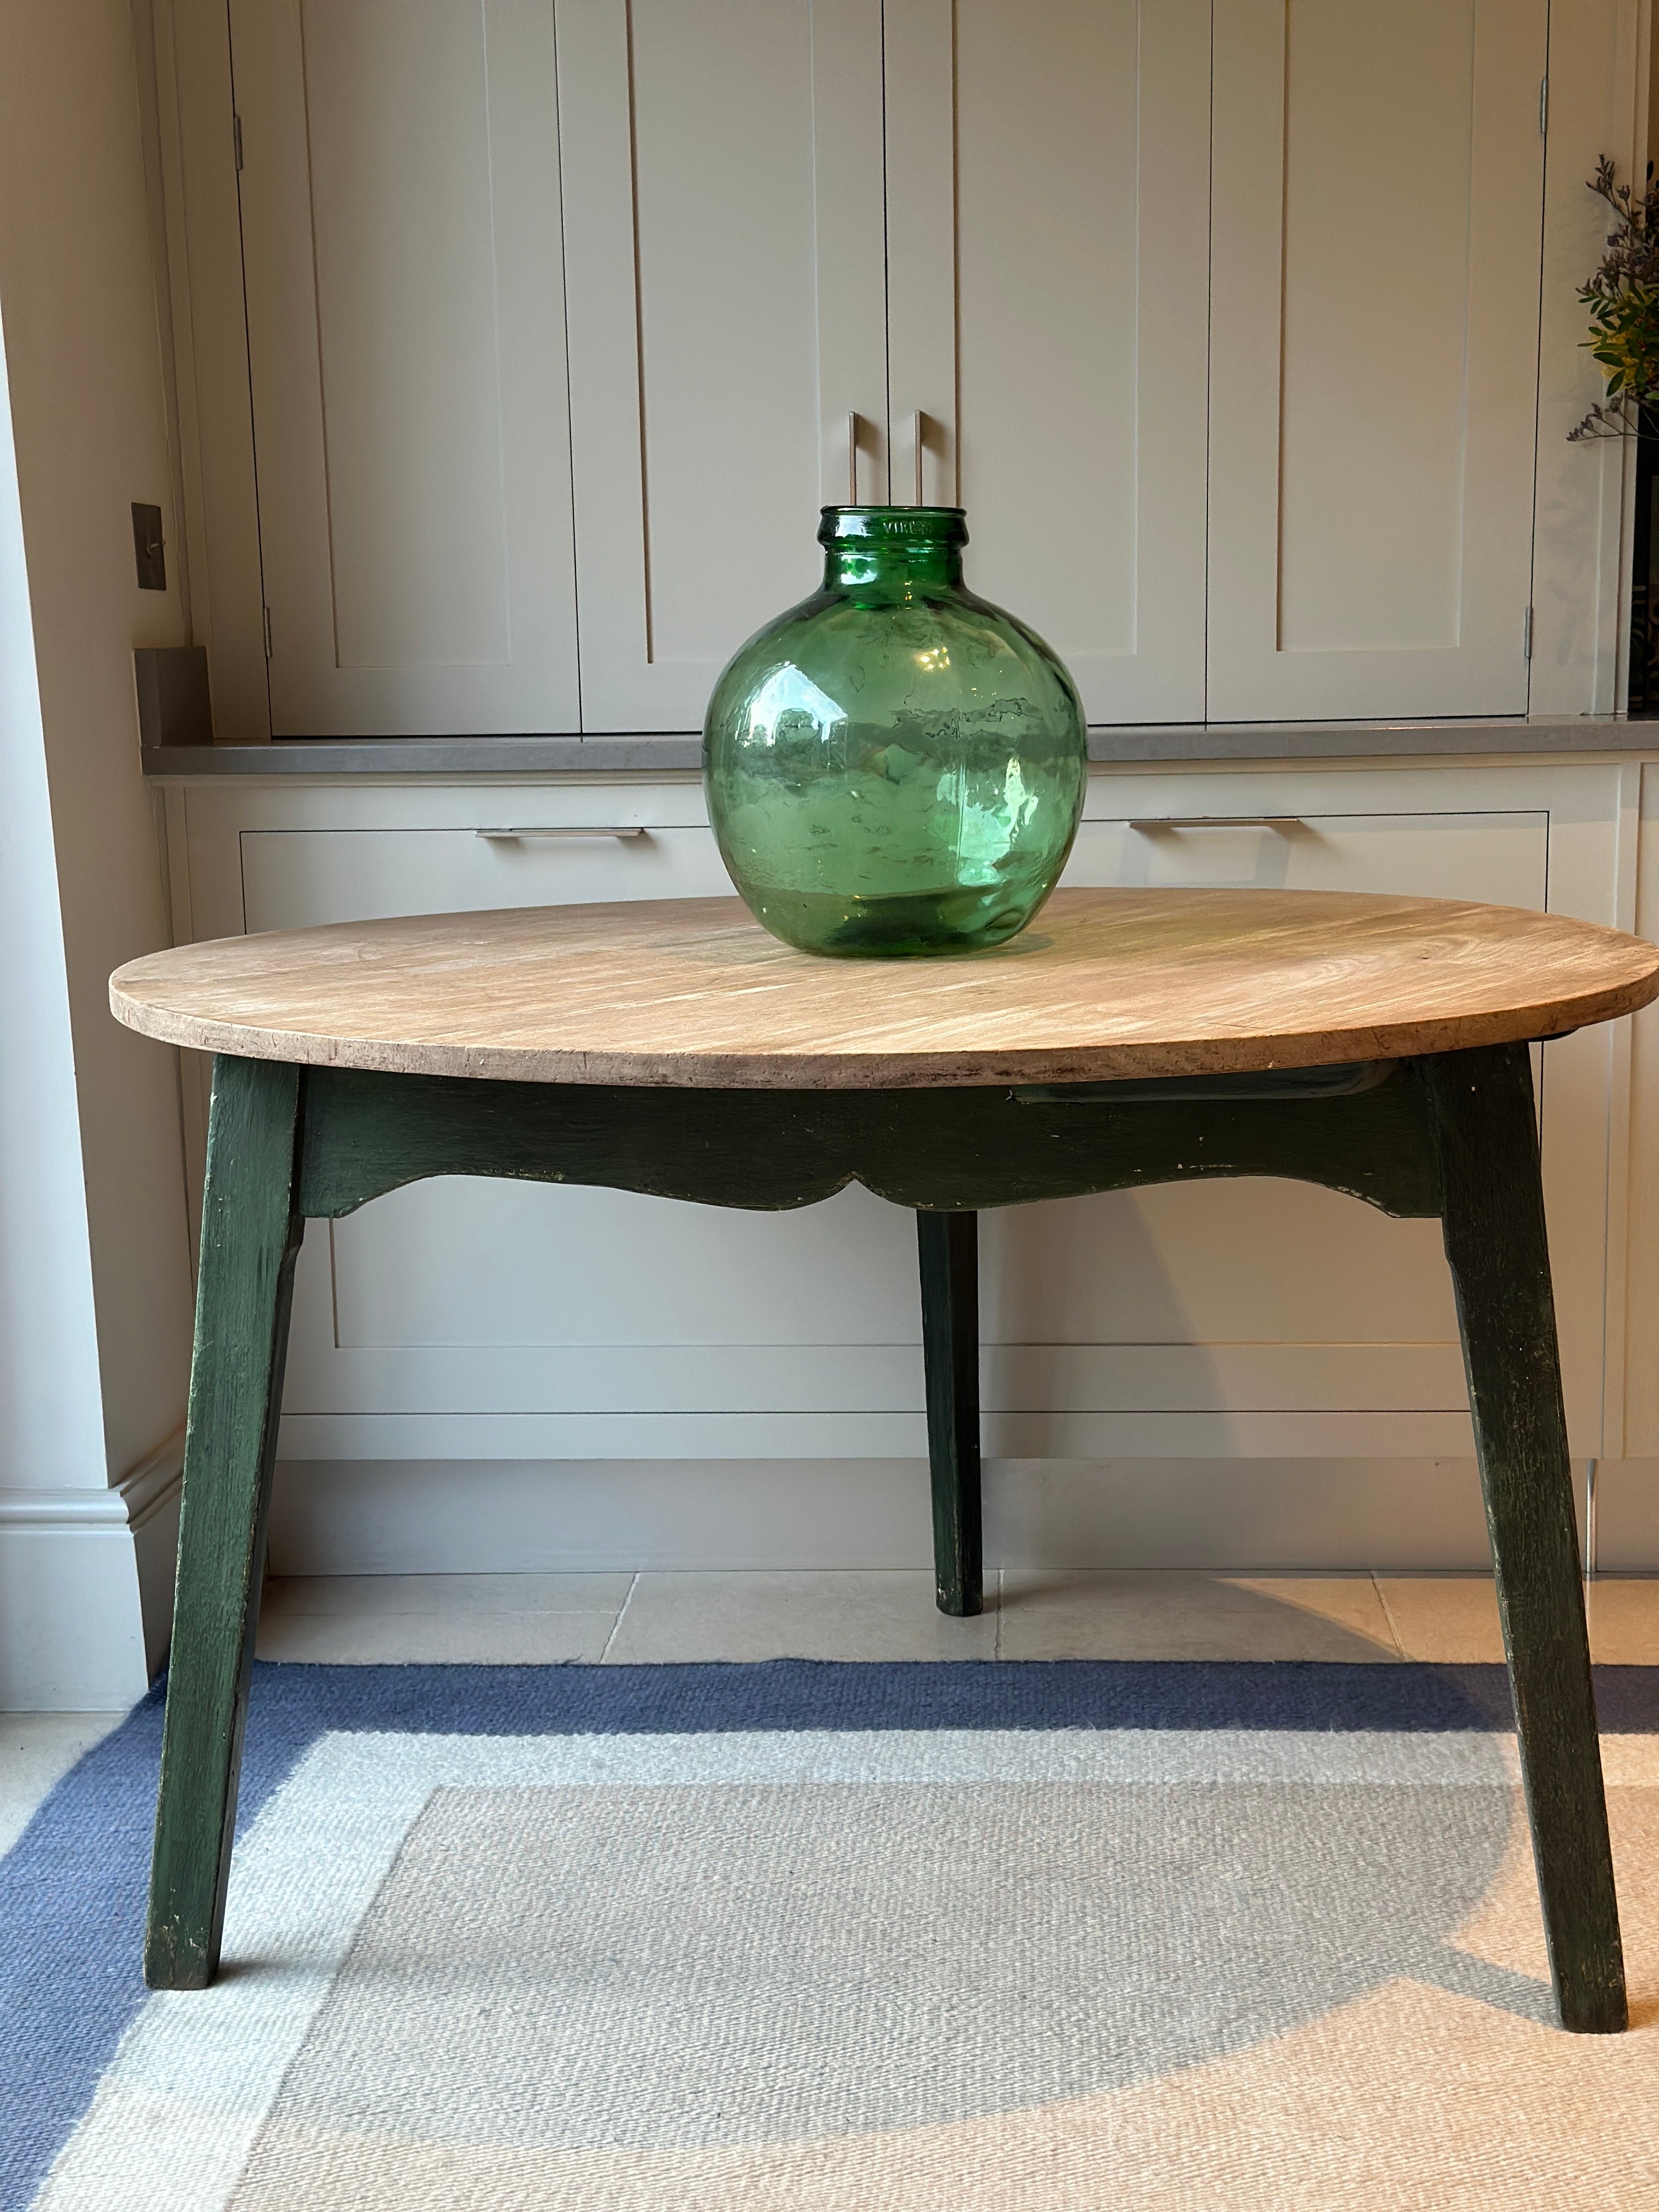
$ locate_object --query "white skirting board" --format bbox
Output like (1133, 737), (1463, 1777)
(264, 1454), (1596, 1578)
(0, 1435), (182, 1709)
(15, 1451), (1642, 1709)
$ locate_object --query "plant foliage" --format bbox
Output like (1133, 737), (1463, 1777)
(1570, 156), (1659, 441)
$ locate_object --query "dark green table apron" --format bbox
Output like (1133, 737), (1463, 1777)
(144, 1036), (1627, 2033)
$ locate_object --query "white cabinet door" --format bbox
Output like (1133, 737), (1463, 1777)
(229, 0), (580, 736)
(1206, 0), (1548, 720)
(882, 0), (1211, 726)
(558, 0), (888, 732)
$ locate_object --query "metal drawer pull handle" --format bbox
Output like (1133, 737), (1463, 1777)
(475, 826), (647, 842)
(1128, 816), (1303, 833)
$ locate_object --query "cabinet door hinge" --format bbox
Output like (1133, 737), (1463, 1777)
(233, 112), (244, 171)
(262, 605), (272, 660)
(1522, 605), (1534, 659)
(1538, 76), (1548, 137)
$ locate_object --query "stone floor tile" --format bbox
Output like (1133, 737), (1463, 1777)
(998, 1571), (1400, 1662)
(255, 1606), (619, 1664)
(1374, 1576), (1505, 1663)
(1585, 1577), (1659, 1666)
(260, 1572), (635, 1618)
(601, 1570), (997, 1663)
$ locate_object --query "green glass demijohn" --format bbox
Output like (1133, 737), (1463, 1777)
(703, 506), (1087, 956)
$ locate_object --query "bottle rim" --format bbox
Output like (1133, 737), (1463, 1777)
(819, 504), (968, 548)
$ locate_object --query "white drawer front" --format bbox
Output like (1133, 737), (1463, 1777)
(240, 823), (729, 932)
(242, 807), (1549, 933)
(1064, 809), (1546, 905)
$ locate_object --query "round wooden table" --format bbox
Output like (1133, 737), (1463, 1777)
(112, 887), (1659, 2030)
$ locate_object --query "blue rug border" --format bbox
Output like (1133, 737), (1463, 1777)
(7, 1655), (1659, 2209)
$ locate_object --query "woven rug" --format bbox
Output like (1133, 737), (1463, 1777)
(8, 1662), (1659, 2210)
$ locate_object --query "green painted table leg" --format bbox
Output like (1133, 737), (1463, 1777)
(145, 1055), (305, 1990)
(917, 1210), (983, 1617)
(1424, 1043), (1627, 2034)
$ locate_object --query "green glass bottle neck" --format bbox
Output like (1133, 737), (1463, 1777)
(817, 507), (967, 599)
(822, 543), (964, 595)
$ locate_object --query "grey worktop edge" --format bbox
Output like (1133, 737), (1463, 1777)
(144, 733), (703, 776)
(140, 718), (1659, 777)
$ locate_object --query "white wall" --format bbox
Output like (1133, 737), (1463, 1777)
(0, 320), (109, 1495)
(0, 0), (196, 1706)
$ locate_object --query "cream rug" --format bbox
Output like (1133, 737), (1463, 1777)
(9, 1662), (1659, 2210)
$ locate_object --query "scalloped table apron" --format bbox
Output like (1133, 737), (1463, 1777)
(110, 886), (1659, 2032)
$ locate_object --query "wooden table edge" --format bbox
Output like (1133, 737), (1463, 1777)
(108, 971), (1659, 1090)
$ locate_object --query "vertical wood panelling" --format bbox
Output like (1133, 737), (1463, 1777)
(560, 0), (887, 731)
(884, 0), (1211, 725)
(230, 0), (578, 734)
(158, 0), (270, 740)
(302, 3), (513, 671)
(878, 0), (956, 508)
(1621, 760), (1659, 1453)
(812, 4), (890, 506)
(1276, 1), (1476, 653)
(1208, 0), (1548, 720)
(627, 1), (817, 666)
(1530, 0), (1647, 716)
(161, 0), (1640, 737)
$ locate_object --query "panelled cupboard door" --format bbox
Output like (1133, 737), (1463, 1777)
(1206, 0), (1547, 721)
(882, 0), (1210, 725)
(558, 0), (888, 732)
(229, 0), (579, 735)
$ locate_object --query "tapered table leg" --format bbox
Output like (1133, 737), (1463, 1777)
(917, 1209), (983, 1617)
(1424, 1043), (1626, 2033)
(145, 1056), (305, 1990)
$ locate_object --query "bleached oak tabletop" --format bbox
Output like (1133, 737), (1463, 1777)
(108, 887), (1659, 1091)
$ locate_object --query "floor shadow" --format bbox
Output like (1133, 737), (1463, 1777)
(992, 1568), (1401, 1662)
